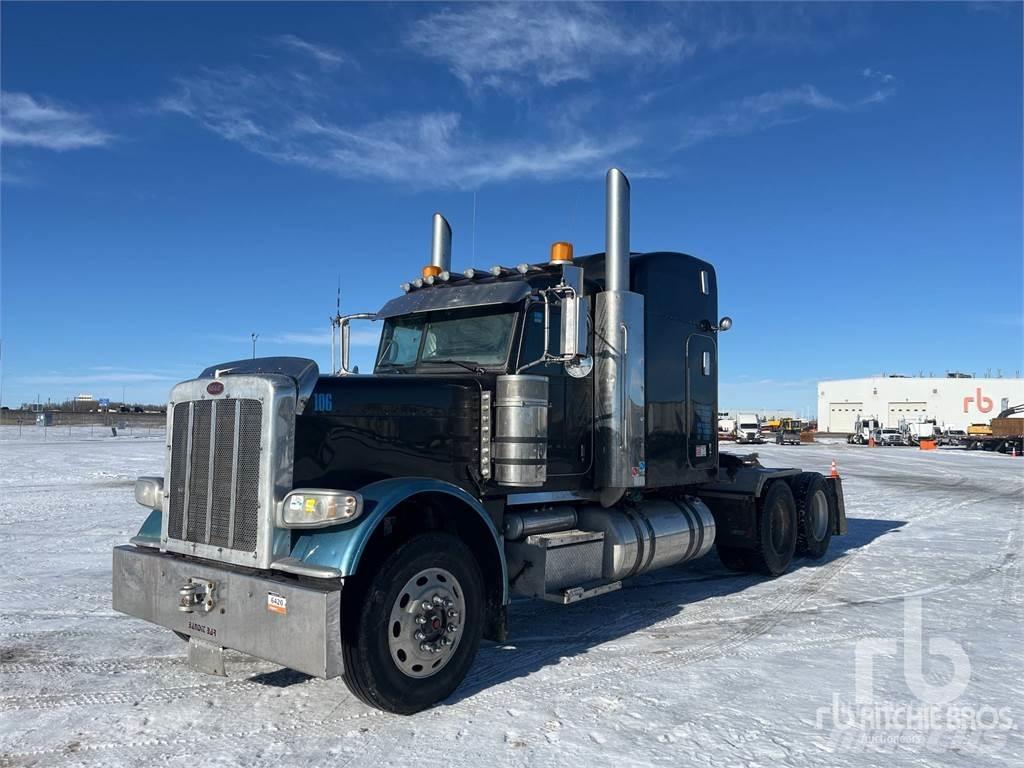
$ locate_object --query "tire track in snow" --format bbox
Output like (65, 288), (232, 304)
(0, 707), (385, 765)
(0, 678), (266, 712)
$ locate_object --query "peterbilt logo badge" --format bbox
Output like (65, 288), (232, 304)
(207, 381), (225, 395)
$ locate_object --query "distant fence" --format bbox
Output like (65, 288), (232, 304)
(0, 409), (166, 428)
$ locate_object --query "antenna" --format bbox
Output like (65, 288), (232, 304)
(251, 332), (259, 360)
(330, 274), (343, 374)
(471, 191), (477, 268)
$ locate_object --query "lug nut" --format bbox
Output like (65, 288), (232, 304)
(414, 615), (427, 625)
(442, 598), (453, 609)
(441, 637), (453, 647)
(447, 623), (458, 633)
(447, 609), (459, 619)
(415, 630), (426, 641)
(432, 595), (444, 605)
(421, 600), (433, 611)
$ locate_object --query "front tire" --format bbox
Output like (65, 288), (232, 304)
(341, 532), (484, 714)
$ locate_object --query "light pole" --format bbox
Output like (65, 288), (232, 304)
(251, 332), (259, 359)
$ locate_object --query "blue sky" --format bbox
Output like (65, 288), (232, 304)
(1, 1), (1021, 413)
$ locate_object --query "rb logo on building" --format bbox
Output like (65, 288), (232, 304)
(963, 388), (993, 414)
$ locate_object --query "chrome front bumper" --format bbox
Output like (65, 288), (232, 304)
(112, 545), (343, 678)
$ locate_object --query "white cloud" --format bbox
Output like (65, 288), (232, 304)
(160, 68), (635, 188)
(405, 3), (693, 90)
(862, 67), (895, 83)
(1, 91), (113, 150)
(272, 34), (351, 70)
(680, 84), (885, 148)
(18, 371), (180, 385)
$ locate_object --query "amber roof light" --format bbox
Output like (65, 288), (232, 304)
(549, 241), (573, 264)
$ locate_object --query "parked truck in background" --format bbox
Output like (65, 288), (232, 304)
(734, 414), (763, 444)
(111, 169), (847, 714)
(903, 420), (938, 446)
(847, 416), (881, 445)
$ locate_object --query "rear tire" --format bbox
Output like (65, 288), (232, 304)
(341, 532), (484, 714)
(790, 472), (834, 559)
(747, 481), (797, 576)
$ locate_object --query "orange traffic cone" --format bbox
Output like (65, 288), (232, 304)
(830, 459), (839, 478)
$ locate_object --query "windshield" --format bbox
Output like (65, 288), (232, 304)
(375, 308), (517, 372)
(739, 423), (758, 429)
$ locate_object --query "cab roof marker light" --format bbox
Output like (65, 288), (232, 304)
(549, 241), (574, 265)
(412, 278), (424, 289)
(400, 282), (412, 293)
(516, 263), (530, 275)
(438, 271), (450, 282)
(463, 268), (477, 279)
(424, 275), (436, 286)
(489, 265), (503, 277)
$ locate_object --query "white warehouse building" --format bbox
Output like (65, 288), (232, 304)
(817, 376), (1024, 433)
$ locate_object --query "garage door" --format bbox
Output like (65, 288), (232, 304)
(888, 402), (928, 427)
(828, 403), (863, 433)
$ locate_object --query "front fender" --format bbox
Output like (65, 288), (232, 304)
(287, 478), (508, 602)
(130, 509), (162, 548)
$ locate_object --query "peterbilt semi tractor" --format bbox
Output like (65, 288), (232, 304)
(112, 169), (847, 714)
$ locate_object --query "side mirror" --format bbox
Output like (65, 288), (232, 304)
(336, 313), (377, 375)
(560, 294), (589, 358)
(718, 316), (732, 331)
(558, 264), (589, 358)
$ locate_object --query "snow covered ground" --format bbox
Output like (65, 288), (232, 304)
(1, 426), (1021, 767)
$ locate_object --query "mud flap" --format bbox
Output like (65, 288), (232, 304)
(826, 476), (848, 535)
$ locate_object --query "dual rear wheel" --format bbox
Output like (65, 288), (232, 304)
(717, 473), (835, 576)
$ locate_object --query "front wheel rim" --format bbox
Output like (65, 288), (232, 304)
(388, 567), (466, 679)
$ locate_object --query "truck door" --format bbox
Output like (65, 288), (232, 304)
(685, 333), (717, 468)
(519, 304), (591, 477)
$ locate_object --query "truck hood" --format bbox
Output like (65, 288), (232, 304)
(292, 374), (485, 493)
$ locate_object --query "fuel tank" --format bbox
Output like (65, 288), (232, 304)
(577, 498), (715, 581)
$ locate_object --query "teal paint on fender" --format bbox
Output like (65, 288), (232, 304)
(288, 478), (508, 602)
(135, 509), (162, 543)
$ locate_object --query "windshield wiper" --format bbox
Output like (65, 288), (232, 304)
(420, 359), (486, 374)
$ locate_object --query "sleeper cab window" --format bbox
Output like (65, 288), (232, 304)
(700, 269), (709, 295)
(702, 350), (711, 376)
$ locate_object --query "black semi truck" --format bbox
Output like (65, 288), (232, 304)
(113, 169), (847, 714)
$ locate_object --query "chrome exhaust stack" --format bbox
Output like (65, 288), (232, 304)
(605, 168), (630, 293)
(595, 168), (646, 503)
(426, 213), (452, 277)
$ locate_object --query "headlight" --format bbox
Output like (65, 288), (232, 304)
(135, 476), (164, 510)
(279, 489), (363, 528)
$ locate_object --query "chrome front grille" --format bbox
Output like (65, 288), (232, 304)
(166, 398), (263, 553)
